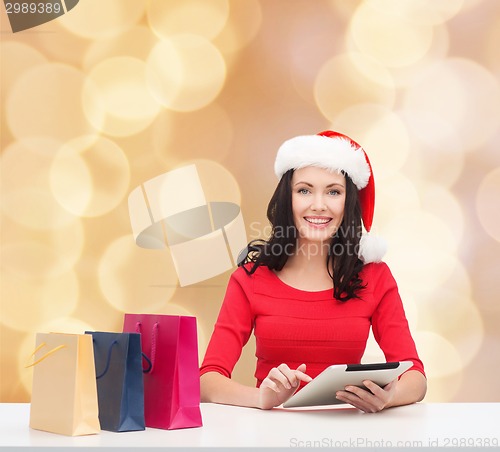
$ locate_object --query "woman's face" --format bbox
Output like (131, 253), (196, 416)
(291, 166), (346, 246)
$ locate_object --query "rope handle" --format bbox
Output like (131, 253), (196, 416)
(93, 337), (152, 377)
(95, 340), (118, 379)
(150, 322), (158, 373)
(135, 321), (159, 374)
(25, 342), (66, 368)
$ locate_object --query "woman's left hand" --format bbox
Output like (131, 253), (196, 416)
(335, 379), (397, 413)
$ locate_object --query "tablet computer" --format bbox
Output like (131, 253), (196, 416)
(282, 361), (413, 408)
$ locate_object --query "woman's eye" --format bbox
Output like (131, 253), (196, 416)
(328, 190), (340, 196)
(298, 188), (310, 195)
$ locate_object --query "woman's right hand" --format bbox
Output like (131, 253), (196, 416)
(258, 363), (312, 410)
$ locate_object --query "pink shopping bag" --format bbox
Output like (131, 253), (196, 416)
(123, 314), (202, 430)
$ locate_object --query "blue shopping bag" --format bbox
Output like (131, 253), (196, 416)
(85, 331), (145, 432)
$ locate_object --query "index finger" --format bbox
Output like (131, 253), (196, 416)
(292, 368), (313, 387)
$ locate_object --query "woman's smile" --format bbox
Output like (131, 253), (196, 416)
(303, 216), (333, 227)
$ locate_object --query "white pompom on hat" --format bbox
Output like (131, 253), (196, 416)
(274, 130), (386, 264)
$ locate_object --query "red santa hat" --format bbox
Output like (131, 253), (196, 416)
(274, 130), (386, 263)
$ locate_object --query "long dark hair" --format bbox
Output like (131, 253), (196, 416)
(238, 169), (365, 301)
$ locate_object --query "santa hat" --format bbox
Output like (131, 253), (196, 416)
(274, 130), (386, 263)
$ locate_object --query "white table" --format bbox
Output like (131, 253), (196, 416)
(1, 402), (499, 449)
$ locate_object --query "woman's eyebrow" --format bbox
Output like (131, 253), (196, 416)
(293, 181), (345, 188)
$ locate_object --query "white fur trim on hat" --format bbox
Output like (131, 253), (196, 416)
(275, 135), (371, 190)
(358, 232), (387, 264)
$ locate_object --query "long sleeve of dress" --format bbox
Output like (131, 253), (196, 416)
(200, 270), (254, 378)
(370, 263), (425, 376)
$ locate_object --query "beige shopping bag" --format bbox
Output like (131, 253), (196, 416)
(27, 333), (100, 436)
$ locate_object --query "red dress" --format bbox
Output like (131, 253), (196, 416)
(200, 262), (425, 387)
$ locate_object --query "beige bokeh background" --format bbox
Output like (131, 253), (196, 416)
(1, 0), (499, 403)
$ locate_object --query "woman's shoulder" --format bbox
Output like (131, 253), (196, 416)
(360, 261), (395, 282)
(231, 263), (273, 283)
(360, 261), (399, 295)
(228, 264), (283, 298)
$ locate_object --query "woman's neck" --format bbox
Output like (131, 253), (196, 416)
(289, 238), (330, 267)
(276, 240), (333, 291)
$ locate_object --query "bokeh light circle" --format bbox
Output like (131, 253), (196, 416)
(350, 3), (434, 68)
(365, 0), (464, 26)
(424, 374), (463, 403)
(469, 241), (500, 313)
(0, 218), (84, 278)
(326, 0), (362, 20)
(418, 262), (476, 374)
(414, 331), (463, 378)
(153, 103), (233, 164)
(314, 53), (396, 122)
(399, 109), (465, 187)
(419, 182), (464, 245)
(98, 235), (178, 313)
(403, 58), (500, 151)
(376, 173), (421, 230)
(385, 209), (458, 254)
(0, 41), (47, 105)
(20, 18), (88, 67)
(381, 23), (450, 89)
(6, 63), (101, 142)
(384, 210), (458, 293)
(213, 0), (262, 55)
(50, 136), (130, 217)
(179, 159), (242, 205)
(419, 289), (483, 369)
(83, 26), (158, 71)
(0, 138), (78, 230)
(476, 167), (500, 242)
(82, 56), (161, 137)
(146, 34), (227, 112)
(0, 270), (79, 332)
(116, 109), (175, 170)
(147, 0), (229, 40)
(58, 0), (146, 40)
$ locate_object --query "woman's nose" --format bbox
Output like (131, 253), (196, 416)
(311, 195), (326, 211)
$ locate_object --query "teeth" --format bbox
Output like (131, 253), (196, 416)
(306, 218), (330, 224)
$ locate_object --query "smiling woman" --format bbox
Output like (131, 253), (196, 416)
(283, 167), (360, 294)
(200, 130), (426, 413)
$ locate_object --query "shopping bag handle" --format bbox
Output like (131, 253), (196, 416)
(95, 340), (118, 379)
(93, 338), (152, 377)
(135, 321), (159, 373)
(25, 343), (66, 368)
